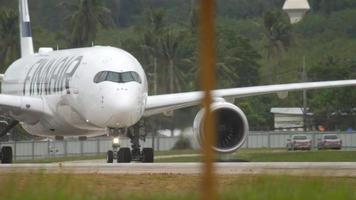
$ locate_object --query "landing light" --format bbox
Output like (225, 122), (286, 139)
(113, 137), (120, 144)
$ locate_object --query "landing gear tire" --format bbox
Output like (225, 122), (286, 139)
(142, 148), (154, 163)
(107, 150), (114, 163)
(117, 147), (132, 163)
(1, 146), (13, 164)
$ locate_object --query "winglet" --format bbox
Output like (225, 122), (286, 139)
(19, 0), (34, 57)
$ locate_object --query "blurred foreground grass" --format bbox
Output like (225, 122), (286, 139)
(0, 174), (355, 200)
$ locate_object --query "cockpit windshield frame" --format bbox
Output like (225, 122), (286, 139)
(94, 71), (142, 84)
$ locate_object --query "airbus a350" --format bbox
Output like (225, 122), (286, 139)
(0, 0), (355, 163)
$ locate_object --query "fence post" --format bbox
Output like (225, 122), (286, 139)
(47, 139), (50, 158)
(80, 140), (83, 156)
(97, 138), (100, 156)
(152, 131), (155, 150)
(13, 140), (17, 161)
(246, 134), (249, 149)
(267, 132), (271, 148)
(64, 140), (67, 157)
(312, 132), (316, 149)
(157, 136), (160, 151)
(32, 140), (35, 160)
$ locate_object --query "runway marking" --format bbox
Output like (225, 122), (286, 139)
(1, 162), (356, 177)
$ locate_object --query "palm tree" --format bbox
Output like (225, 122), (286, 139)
(160, 27), (185, 93)
(141, 9), (187, 94)
(263, 10), (292, 82)
(263, 10), (292, 60)
(0, 9), (19, 72)
(141, 9), (165, 95)
(61, 0), (113, 47)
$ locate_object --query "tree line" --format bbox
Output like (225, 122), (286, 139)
(0, 0), (355, 136)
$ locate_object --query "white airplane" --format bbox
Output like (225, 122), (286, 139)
(0, 0), (355, 164)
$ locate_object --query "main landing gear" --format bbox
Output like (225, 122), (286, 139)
(106, 123), (154, 163)
(0, 146), (13, 164)
(0, 120), (18, 164)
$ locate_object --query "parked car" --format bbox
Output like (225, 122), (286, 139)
(287, 135), (312, 151)
(317, 134), (342, 150)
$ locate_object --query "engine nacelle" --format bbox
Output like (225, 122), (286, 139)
(193, 101), (249, 153)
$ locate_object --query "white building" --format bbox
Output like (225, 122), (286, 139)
(271, 107), (313, 131)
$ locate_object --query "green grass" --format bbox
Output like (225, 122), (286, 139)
(0, 174), (355, 200)
(14, 155), (106, 163)
(156, 149), (356, 162)
(15, 149), (356, 163)
(234, 149), (356, 162)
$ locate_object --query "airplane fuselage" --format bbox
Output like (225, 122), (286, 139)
(1, 46), (148, 137)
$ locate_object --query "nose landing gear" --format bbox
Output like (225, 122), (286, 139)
(107, 137), (132, 163)
(106, 123), (154, 163)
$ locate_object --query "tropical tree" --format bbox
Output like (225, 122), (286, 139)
(309, 0), (356, 15)
(140, 9), (165, 94)
(61, 0), (113, 47)
(263, 10), (292, 60)
(308, 56), (356, 130)
(0, 9), (19, 72)
(160, 27), (186, 93)
(263, 10), (292, 83)
(141, 9), (189, 94)
(217, 26), (261, 88)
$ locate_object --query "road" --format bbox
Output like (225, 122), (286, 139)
(1, 162), (356, 176)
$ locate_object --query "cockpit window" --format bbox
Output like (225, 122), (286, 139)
(121, 71), (134, 82)
(107, 71), (120, 82)
(94, 71), (142, 84)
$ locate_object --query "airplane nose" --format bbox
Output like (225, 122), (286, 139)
(105, 91), (140, 127)
(114, 94), (136, 111)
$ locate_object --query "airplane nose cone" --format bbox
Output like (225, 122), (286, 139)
(114, 94), (136, 111)
(105, 91), (140, 127)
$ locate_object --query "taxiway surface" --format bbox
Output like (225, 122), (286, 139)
(1, 162), (356, 177)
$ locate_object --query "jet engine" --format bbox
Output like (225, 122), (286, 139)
(193, 101), (249, 153)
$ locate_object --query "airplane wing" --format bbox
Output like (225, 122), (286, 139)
(0, 94), (51, 123)
(0, 75), (48, 115)
(144, 80), (356, 116)
(0, 94), (44, 113)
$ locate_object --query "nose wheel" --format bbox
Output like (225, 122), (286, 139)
(106, 150), (114, 163)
